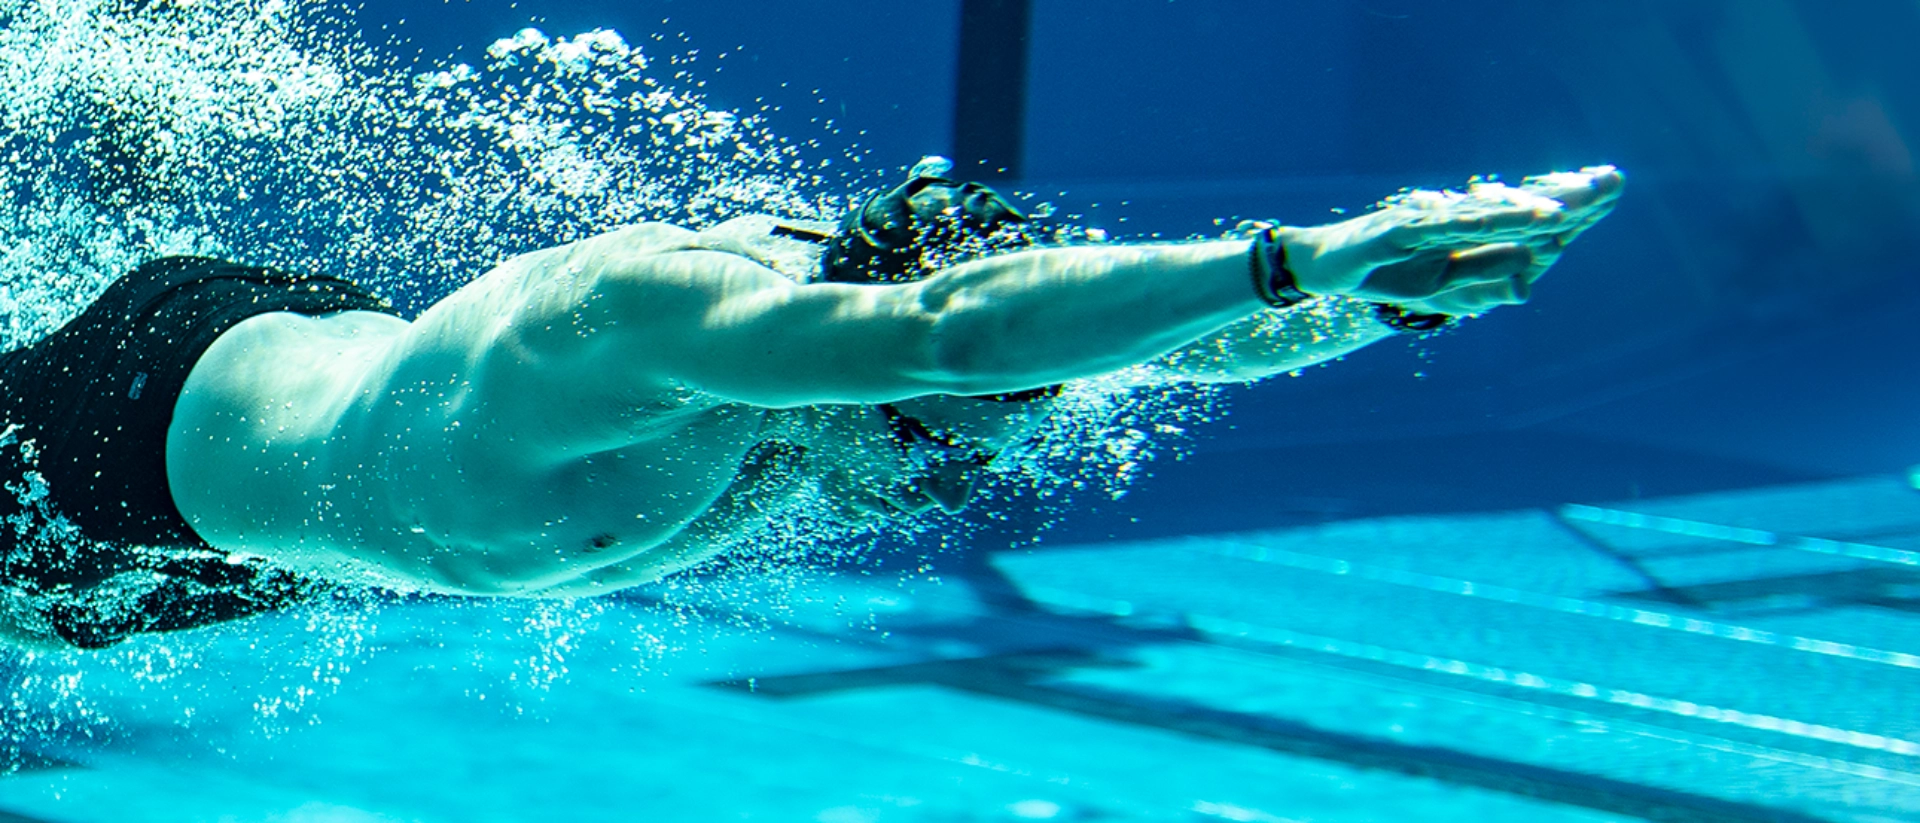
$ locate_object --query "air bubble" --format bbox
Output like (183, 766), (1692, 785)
(0, 0), (1226, 747)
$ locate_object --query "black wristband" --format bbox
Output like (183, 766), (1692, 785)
(1249, 228), (1313, 309)
(1372, 303), (1456, 334)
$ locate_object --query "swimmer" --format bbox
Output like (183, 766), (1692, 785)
(0, 163), (1623, 648)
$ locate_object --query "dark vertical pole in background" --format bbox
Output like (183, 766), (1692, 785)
(952, 0), (1033, 180)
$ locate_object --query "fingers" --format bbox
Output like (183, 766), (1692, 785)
(1425, 276), (1532, 314)
(1521, 166), (1623, 210)
(1522, 166), (1624, 244)
(1299, 167), (1622, 299)
(1428, 166), (1623, 285)
(1376, 205), (1565, 260)
(1513, 167), (1625, 283)
(1351, 243), (1531, 301)
(1423, 237), (1566, 312)
(1444, 243), (1534, 288)
(1547, 199), (1618, 249)
(1383, 166), (1624, 256)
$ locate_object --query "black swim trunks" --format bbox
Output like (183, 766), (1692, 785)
(0, 257), (396, 648)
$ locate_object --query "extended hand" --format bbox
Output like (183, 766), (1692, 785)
(1280, 166), (1624, 316)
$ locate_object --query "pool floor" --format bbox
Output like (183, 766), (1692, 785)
(3, 474), (1918, 822)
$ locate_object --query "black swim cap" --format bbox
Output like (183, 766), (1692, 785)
(822, 157), (1032, 284)
(824, 159), (1063, 404)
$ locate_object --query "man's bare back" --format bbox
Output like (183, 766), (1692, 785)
(163, 167), (1624, 599)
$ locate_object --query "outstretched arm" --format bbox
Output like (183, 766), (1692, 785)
(561, 172), (1618, 403)
(614, 239), (1275, 406)
(410, 168), (1619, 461)
(1139, 298), (1393, 385)
(1132, 167), (1627, 384)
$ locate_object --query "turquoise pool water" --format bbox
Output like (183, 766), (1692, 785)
(6, 474), (1920, 821)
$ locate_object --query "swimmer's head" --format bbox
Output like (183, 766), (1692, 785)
(821, 156), (1033, 285)
(804, 161), (1056, 518)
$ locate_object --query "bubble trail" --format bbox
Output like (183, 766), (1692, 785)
(0, 0), (843, 341)
(0, 0), (1226, 762)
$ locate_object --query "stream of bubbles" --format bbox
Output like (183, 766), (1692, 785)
(0, 0), (1227, 767)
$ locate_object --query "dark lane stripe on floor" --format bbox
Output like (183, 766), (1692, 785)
(713, 650), (1838, 823)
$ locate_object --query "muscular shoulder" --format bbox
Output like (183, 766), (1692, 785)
(515, 222), (705, 275)
(476, 217), (824, 299)
(690, 215), (834, 282)
(175, 310), (411, 428)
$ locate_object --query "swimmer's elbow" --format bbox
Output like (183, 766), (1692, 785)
(920, 306), (1072, 395)
(902, 289), (989, 390)
(921, 317), (1006, 395)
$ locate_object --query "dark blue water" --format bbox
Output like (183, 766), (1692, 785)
(357, 0), (1920, 493)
